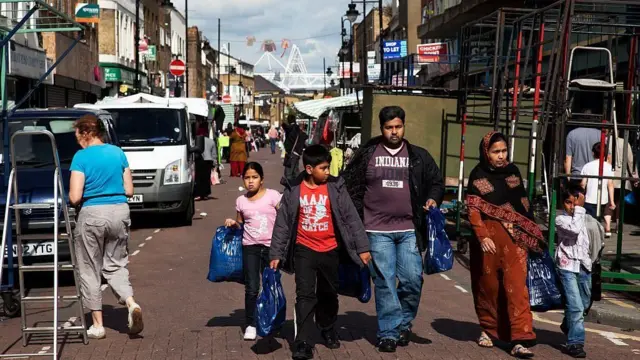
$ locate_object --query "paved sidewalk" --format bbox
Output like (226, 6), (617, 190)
(1, 150), (639, 359)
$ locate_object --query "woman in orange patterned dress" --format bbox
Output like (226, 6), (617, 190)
(466, 131), (545, 358)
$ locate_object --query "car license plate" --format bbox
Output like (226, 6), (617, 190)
(128, 194), (143, 203)
(3, 241), (54, 258)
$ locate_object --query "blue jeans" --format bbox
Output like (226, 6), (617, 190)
(368, 231), (423, 340)
(270, 138), (277, 154)
(558, 268), (592, 345)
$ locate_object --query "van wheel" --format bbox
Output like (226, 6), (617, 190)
(181, 198), (194, 226)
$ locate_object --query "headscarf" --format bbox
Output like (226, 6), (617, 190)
(466, 131), (545, 252)
(234, 123), (246, 137)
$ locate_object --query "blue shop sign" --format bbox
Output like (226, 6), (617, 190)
(383, 40), (407, 60)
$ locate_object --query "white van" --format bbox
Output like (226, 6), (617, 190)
(76, 103), (198, 225)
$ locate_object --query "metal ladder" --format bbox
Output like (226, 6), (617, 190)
(0, 130), (87, 359)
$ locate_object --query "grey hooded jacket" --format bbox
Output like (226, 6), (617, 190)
(269, 173), (370, 274)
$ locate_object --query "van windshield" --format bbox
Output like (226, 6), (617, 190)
(106, 108), (186, 146)
(0, 118), (80, 167)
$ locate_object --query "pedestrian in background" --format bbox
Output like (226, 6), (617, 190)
(270, 145), (371, 360)
(68, 114), (143, 339)
(580, 142), (615, 237)
(224, 162), (281, 341)
(194, 122), (216, 200)
(268, 125), (279, 154)
(229, 122), (248, 177)
(282, 115), (308, 180)
(343, 105), (444, 353)
(466, 131), (543, 358)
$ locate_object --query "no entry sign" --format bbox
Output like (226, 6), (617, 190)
(222, 94), (231, 104)
(170, 59), (186, 76)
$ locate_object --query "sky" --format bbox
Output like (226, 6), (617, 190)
(175, 0), (364, 74)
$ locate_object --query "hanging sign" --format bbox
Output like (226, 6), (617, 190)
(75, 3), (100, 23)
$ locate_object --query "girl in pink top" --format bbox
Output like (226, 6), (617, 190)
(224, 162), (281, 341)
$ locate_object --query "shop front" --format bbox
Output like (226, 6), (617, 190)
(101, 63), (148, 97)
(7, 42), (53, 109)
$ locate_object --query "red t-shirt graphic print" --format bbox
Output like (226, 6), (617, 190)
(296, 182), (337, 252)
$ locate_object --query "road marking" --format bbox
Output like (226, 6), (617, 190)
(632, 349), (640, 354)
(138, 243), (145, 248)
(454, 285), (468, 293)
(606, 298), (636, 310)
(533, 313), (640, 342)
(100, 284), (108, 292)
(145, 236), (152, 241)
(602, 331), (628, 346)
(131, 250), (140, 256)
(154, 229), (160, 233)
(440, 274), (451, 281)
(42, 346), (50, 350)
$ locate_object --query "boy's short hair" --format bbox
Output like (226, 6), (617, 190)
(562, 182), (585, 201)
(592, 142), (602, 158)
(303, 144), (332, 167)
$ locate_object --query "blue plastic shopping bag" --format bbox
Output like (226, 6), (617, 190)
(424, 207), (454, 275)
(206, 226), (244, 283)
(255, 268), (287, 337)
(338, 263), (372, 303)
(527, 250), (563, 312)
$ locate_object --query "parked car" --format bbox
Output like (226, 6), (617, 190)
(0, 108), (118, 264)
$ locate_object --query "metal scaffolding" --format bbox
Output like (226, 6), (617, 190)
(453, 0), (640, 292)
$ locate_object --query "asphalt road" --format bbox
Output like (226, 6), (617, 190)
(1, 149), (639, 359)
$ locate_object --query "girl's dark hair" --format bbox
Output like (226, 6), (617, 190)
(303, 144), (332, 167)
(242, 162), (264, 179)
(73, 114), (105, 139)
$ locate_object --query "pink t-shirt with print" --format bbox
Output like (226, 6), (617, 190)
(236, 189), (282, 246)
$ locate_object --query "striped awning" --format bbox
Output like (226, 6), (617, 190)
(293, 91), (362, 118)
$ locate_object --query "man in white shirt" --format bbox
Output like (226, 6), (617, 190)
(580, 142), (615, 237)
(555, 184), (604, 358)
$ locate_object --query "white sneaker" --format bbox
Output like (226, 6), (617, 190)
(87, 325), (105, 339)
(244, 326), (257, 340)
(128, 303), (144, 335)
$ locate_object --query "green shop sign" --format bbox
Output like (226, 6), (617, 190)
(145, 45), (157, 61)
(103, 67), (136, 84)
(75, 3), (100, 24)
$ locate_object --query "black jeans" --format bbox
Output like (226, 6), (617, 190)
(294, 245), (339, 345)
(243, 244), (270, 327)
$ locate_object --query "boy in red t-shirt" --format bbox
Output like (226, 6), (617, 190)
(270, 145), (371, 360)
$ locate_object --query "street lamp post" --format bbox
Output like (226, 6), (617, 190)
(340, 17), (354, 94)
(345, 0), (385, 85)
(134, 0), (140, 92)
(326, 66), (333, 96)
(239, 63), (244, 116)
(323, 57), (326, 94)
(162, 0), (189, 96)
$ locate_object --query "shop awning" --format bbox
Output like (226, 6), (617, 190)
(293, 92), (362, 119)
(95, 94), (210, 117)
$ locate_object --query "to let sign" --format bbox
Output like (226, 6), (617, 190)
(383, 40), (407, 60)
(170, 59), (186, 76)
(75, 3), (100, 23)
(417, 42), (449, 63)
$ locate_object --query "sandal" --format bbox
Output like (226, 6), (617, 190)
(477, 332), (494, 348)
(511, 344), (534, 358)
